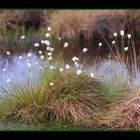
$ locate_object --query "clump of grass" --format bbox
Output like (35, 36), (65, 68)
(93, 23), (140, 90)
(0, 23), (136, 129)
(0, 67), (111, 126)
(1, 13), (140, 130)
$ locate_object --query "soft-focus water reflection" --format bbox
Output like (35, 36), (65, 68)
(0, 53), (46, 98)
(1, 53), (140, 99)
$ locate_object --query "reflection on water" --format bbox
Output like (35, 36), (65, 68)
(86, 60), (131, 91)
(0, 53), (45, 98)
(1, 52), (140, 99)
(87, 59), (140, 90)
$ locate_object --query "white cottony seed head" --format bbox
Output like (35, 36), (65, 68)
(48, 52), (52, 56)
(45, 33), (50, 38)
(112, 40), (115, 44)
(49, 65), (56, 70)
(34, 43), (40, 47)
(2, 68), (6, 72)
(120, 30), (125, 36)
(50, 48), (54, 52)
(72, 56), (79, 62)
(90, 73), (94, 78)
(83, 48), (88, 53)
(50, 82), (54, 86)
(98, 42), (102, 47)
(58, 37), (61, 41)
(21, 35), (25, 39)
(27, 53), (32, 58)
(64, 42), (68, 48)
(44, 40), (50, 46)
(46, 47), (51, 51)
(48, 56), (53, 61)
(41, 40), (45, 44)
(47, 26), (52, 31)
(18, 56), (23, 60)
(74, 62), (79, 67)
(114, 32), (117, 37)
(76, 69), (82, 75)
(39, 50), (43, 55)
(6, 51), (10, 55)
(124, 47), (128, 51)
(127, 34), (131, 39)
(40, 55), (45, 60)
(59, 68), (64, 72)
(65, 64), (70, 70)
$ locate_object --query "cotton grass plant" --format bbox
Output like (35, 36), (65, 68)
(0, 27), (112, 127)
(0, 22), (140, 129)
(90, 29), (140, 92)
(0, 64), (111, 126)
(90, 29), (140, 129)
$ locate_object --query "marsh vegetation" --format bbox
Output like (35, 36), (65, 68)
(0, 10), (140, 130)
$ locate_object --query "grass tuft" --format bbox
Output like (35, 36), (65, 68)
(0, 68), (112, 126)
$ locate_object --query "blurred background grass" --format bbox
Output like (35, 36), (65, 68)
(0, 10), (140, 61)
